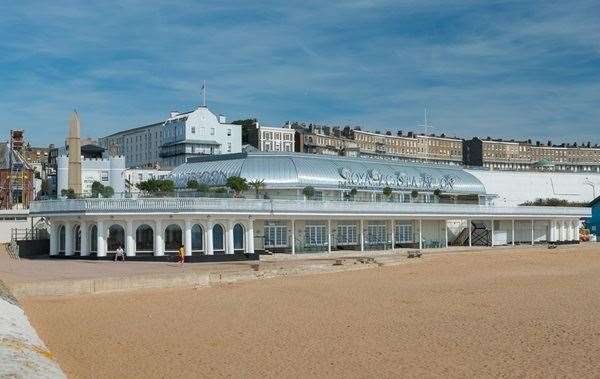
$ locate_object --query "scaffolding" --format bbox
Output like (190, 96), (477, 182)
(0, 130), (34, 209)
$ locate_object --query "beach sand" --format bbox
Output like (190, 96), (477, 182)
(22, 246), (600, 378)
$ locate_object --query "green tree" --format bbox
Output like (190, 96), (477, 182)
(382, 186), (393, 199)
(226, 176), (248, 196)
(136, 179), (175, 193)
(196, 183), (210, 193)
(248, 179), (266, 198)
(101, 185), (114, 198)
(302, 186), (315, 200)
(91, 181), (104, 198)
(232, 118), (257, 145)
(411, 190), (419, 199)
(158, 180), (175, 192)
(61, 188), (77, 199)
(187, 179), (199, 189)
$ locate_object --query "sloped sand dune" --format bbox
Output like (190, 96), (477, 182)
(22, 246), (600, 378)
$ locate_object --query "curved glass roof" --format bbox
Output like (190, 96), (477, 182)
(169, 152), (487, 195)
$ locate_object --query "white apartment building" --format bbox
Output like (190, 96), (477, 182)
(161, 107), (242, 167)
(99, 106), (242, 169)
(258, 124), (295, 152)
(99, 123), (163, 168)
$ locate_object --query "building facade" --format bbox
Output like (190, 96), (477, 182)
(99, 106), (242, 169)
(257, 124), (295, 152)
(99, 123), (164, 169)
(463, 138), (600, 172)
(295, 128), (359, 157)
(353, 130), (463, 165)
(56, 155), (126, 196)
(32, 152), (588, 258)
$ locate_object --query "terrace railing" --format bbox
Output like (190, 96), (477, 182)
(29, 197), (590, 218)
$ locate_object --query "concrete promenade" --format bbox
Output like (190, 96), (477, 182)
(1, 244), (580, 298)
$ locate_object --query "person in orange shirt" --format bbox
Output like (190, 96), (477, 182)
(177, 244), (185, 266)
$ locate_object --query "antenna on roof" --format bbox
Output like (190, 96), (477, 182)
(417, 106), (433, 163)
(201, 80), (206, 107)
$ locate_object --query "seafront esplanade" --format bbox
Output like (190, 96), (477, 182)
(28, 152), (590, 260)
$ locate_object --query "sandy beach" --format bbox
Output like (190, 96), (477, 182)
(22, 246), (600, 378)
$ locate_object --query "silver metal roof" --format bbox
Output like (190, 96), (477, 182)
(169, 152), (487, 195)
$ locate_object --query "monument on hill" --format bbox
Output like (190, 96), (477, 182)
(67, 111), (82, 195)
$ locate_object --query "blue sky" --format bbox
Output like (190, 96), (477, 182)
(1, 0), (599, 146)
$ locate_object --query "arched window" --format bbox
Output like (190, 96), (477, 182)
(89, 225), (97, 252)
(212, 224), (225, 254)
(58, 225), (66, 253)
(107, 224), (125, 251)
(165, 224), (182, 251)
(233, 223), (245, 251)
(136, 224), (154, 252)
(191, 224), (203, 252)
(74, 225), (81, 253)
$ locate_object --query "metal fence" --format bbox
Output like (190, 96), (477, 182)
(29, 197), (590, 219)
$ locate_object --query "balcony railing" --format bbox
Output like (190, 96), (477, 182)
(29, 197), (590, 218)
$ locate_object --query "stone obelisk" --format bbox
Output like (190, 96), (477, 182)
(67, 111), (82, 195)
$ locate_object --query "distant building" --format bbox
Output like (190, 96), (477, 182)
(295, 126), (359, 157)
(353, 130), (463, 165)
(463, 137), (600, 172)
(99, 106), (242, 169)
(56, 155), (126, 197)
(246, 123), (295, 152)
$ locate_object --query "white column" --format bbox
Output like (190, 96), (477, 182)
(468, 219), (472, 247)
(391, 220), (395, 251)
(360, 219), (364, 252)
(184, 219), (192, 256)
(566, 220), (573, 241)
(573, 220), (579, 241)
(511, 219), (515, 245)
(97, 220), (106, 257)
(206, 221), (214, 255)
(246, 219), (254, 254)
(227, 221), (235, 254)
(80, 220), (88, 256)
(490, 219), (495, 247)
(418, 219), (422, 250)
(327, 219), (332, 253)
(155, 219), (164, 256)
(126, 220), (135, 257)
(49, 222), (58, 256)
(444, 220), (448, 248)
(531, 220), (535, 245)
(291, 219), (296, 255)
(549, 220), (555, 242)
(560, 220), (566, 241)
(64, 221), (73, 256)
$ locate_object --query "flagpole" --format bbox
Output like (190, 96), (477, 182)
(202, 80), (206, 107)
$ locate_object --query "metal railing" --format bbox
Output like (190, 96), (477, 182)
(10, 228), (49, 242)
(29, 197), (591, 218)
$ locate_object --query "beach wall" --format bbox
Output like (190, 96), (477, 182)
(0, 280), (66, 379)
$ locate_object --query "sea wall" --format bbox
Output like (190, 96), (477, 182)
(0, 280), (66, 379)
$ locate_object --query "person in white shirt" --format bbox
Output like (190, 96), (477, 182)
(114, 245), (125, 262)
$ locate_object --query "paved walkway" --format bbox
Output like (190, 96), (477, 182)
(1, 243), (580, 297)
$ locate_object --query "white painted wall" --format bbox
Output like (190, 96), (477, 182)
(467, 169), (600, 206)
(57, 155), (126, 196)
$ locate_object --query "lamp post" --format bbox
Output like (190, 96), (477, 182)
(584, 178), (596, 198)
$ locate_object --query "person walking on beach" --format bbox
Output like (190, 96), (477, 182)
(115, 245), (125, 262)
(177, 244), (185, 266)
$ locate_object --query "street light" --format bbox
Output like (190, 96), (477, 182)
(584, 178), (596, 198)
